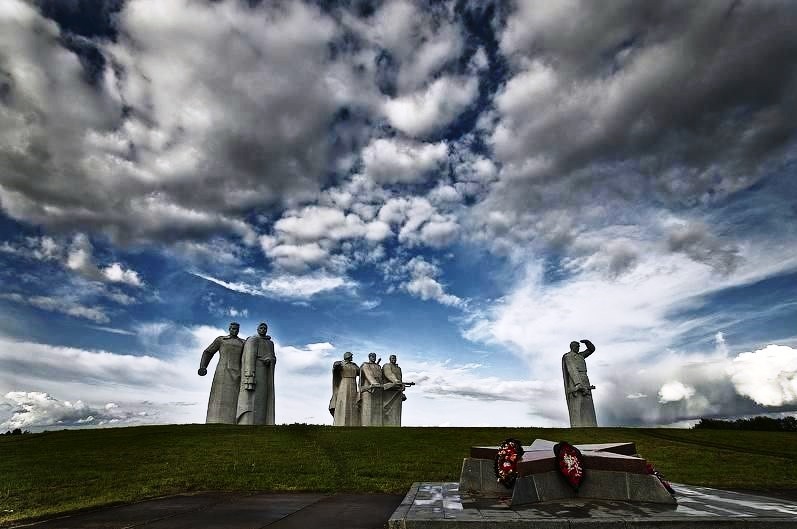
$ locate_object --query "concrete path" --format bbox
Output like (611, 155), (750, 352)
(11, 493), (403, 529)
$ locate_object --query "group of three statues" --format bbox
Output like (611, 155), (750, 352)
(328, 352), (414, 427)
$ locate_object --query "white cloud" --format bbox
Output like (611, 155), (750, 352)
(193, 271), (355, 301)
(378, 196), (460, 248)
(260, 238), (330, 273)
(0, 293), (109, 323)
(1, 392), (156, 430)
(728, 344), (797, 406)
(276, 341), (336, 373)
(362, 138), (448, 184)
(191, 273), (263, 296)
(345, 0), (464, 92)
(658, 381), (696, 403)
(400, 256), (463, 307)
(44, 234), (145, 287)
(383, 75), (479, 137)
(102, 263), (143, 286)
(0, 0), (377, 245)
(0, 236), (61, 261)
(260, 273), (355, 299)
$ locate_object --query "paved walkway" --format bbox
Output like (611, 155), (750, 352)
(11, 493), (403, 529)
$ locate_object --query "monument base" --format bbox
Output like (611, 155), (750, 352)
(389, 482), (797, 528)
(461, 458), (675, 505)
(461, 439), (675, 506)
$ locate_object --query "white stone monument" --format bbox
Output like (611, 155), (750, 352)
(329, 352), (360, 426)
(562, 339), (598, 427)
(198, 322), (245, 424)
(236, 322), (276, 425)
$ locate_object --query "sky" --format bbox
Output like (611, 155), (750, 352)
(1, 0), (796, 431)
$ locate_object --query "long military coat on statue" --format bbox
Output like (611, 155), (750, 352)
(329, 360), (360, 426)
(382, 362), (404, 427)
(236, 334), (276, 425)
(359, 360), (384, 426)
(200, 334), (245, 423)
(562, 349), (598, 427)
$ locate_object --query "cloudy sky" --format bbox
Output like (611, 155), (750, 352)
(1, 0), (796, 431)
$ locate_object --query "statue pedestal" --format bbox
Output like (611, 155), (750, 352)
(459, 439), (676, 506)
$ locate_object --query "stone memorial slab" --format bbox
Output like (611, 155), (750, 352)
(389, 482), (797, 528)
(461, 439), (675, 505)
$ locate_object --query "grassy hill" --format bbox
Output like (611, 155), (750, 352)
(2, 424), (797, 525)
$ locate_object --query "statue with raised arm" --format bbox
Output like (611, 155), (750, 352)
(562, 339), (598, 427)
(236, 322), (276, 425)
(382, 354), (415, 426)
(198, 322), (245, 424)
(329, 352), (360, 426)
(359, 352), (384, 426)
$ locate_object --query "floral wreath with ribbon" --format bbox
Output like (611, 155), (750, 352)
(494, 438), (524, 488)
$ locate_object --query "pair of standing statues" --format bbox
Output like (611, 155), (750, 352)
(328, 352), (413, 426)
(198, 322), (276, 425)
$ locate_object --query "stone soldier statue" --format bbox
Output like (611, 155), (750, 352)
(562, 339), (598, 427)
(236, 322), (276, 425)
(358, 352), (384, 426)
(329, 352), (360, 426)
(382, 354), (414, 427)
(198, 322), (245, 424)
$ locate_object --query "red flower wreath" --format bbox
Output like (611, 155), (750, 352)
(553, 441), (585, 490)
(494, 438), (524, 488)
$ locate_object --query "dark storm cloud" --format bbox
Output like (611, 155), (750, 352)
(666, 222), (740, 274)
(489, 1), (797, 212)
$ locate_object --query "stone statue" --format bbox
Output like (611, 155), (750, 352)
(236, 322), (276, 425)
(382, 354), (414, 426)
(329, 352), (360, 426)
(562, 339), (598, 427)
(198, 322), (245, 424)
(359, 352), (384, 426)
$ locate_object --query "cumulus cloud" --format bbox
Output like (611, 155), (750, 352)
(378, 196), (460, 248)
(394, 256), (464, 307)
(0, 0), (375, 245)
(2, 233), (143, 286)
(729, 344), (797, 406)
(362, 138), (448, 185)
(383, 75), (479, 137)
(485, 1), (797, 221)
(345, 0), (464, 92)
(1, 391), (156, 430)
(658, 381), (696, 403)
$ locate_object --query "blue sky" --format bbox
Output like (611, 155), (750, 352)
(1, 0), (796, 430)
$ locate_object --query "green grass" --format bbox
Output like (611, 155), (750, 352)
(1, 424), (796, 525)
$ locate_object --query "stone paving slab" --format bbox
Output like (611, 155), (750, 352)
(9, 493), (403, 529)
(389, 482), (797, 528)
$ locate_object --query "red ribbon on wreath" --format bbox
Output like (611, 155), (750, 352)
(494, 438), (524, 489)
(553, 441), (585, 490)
(646, 463), (676, 495)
